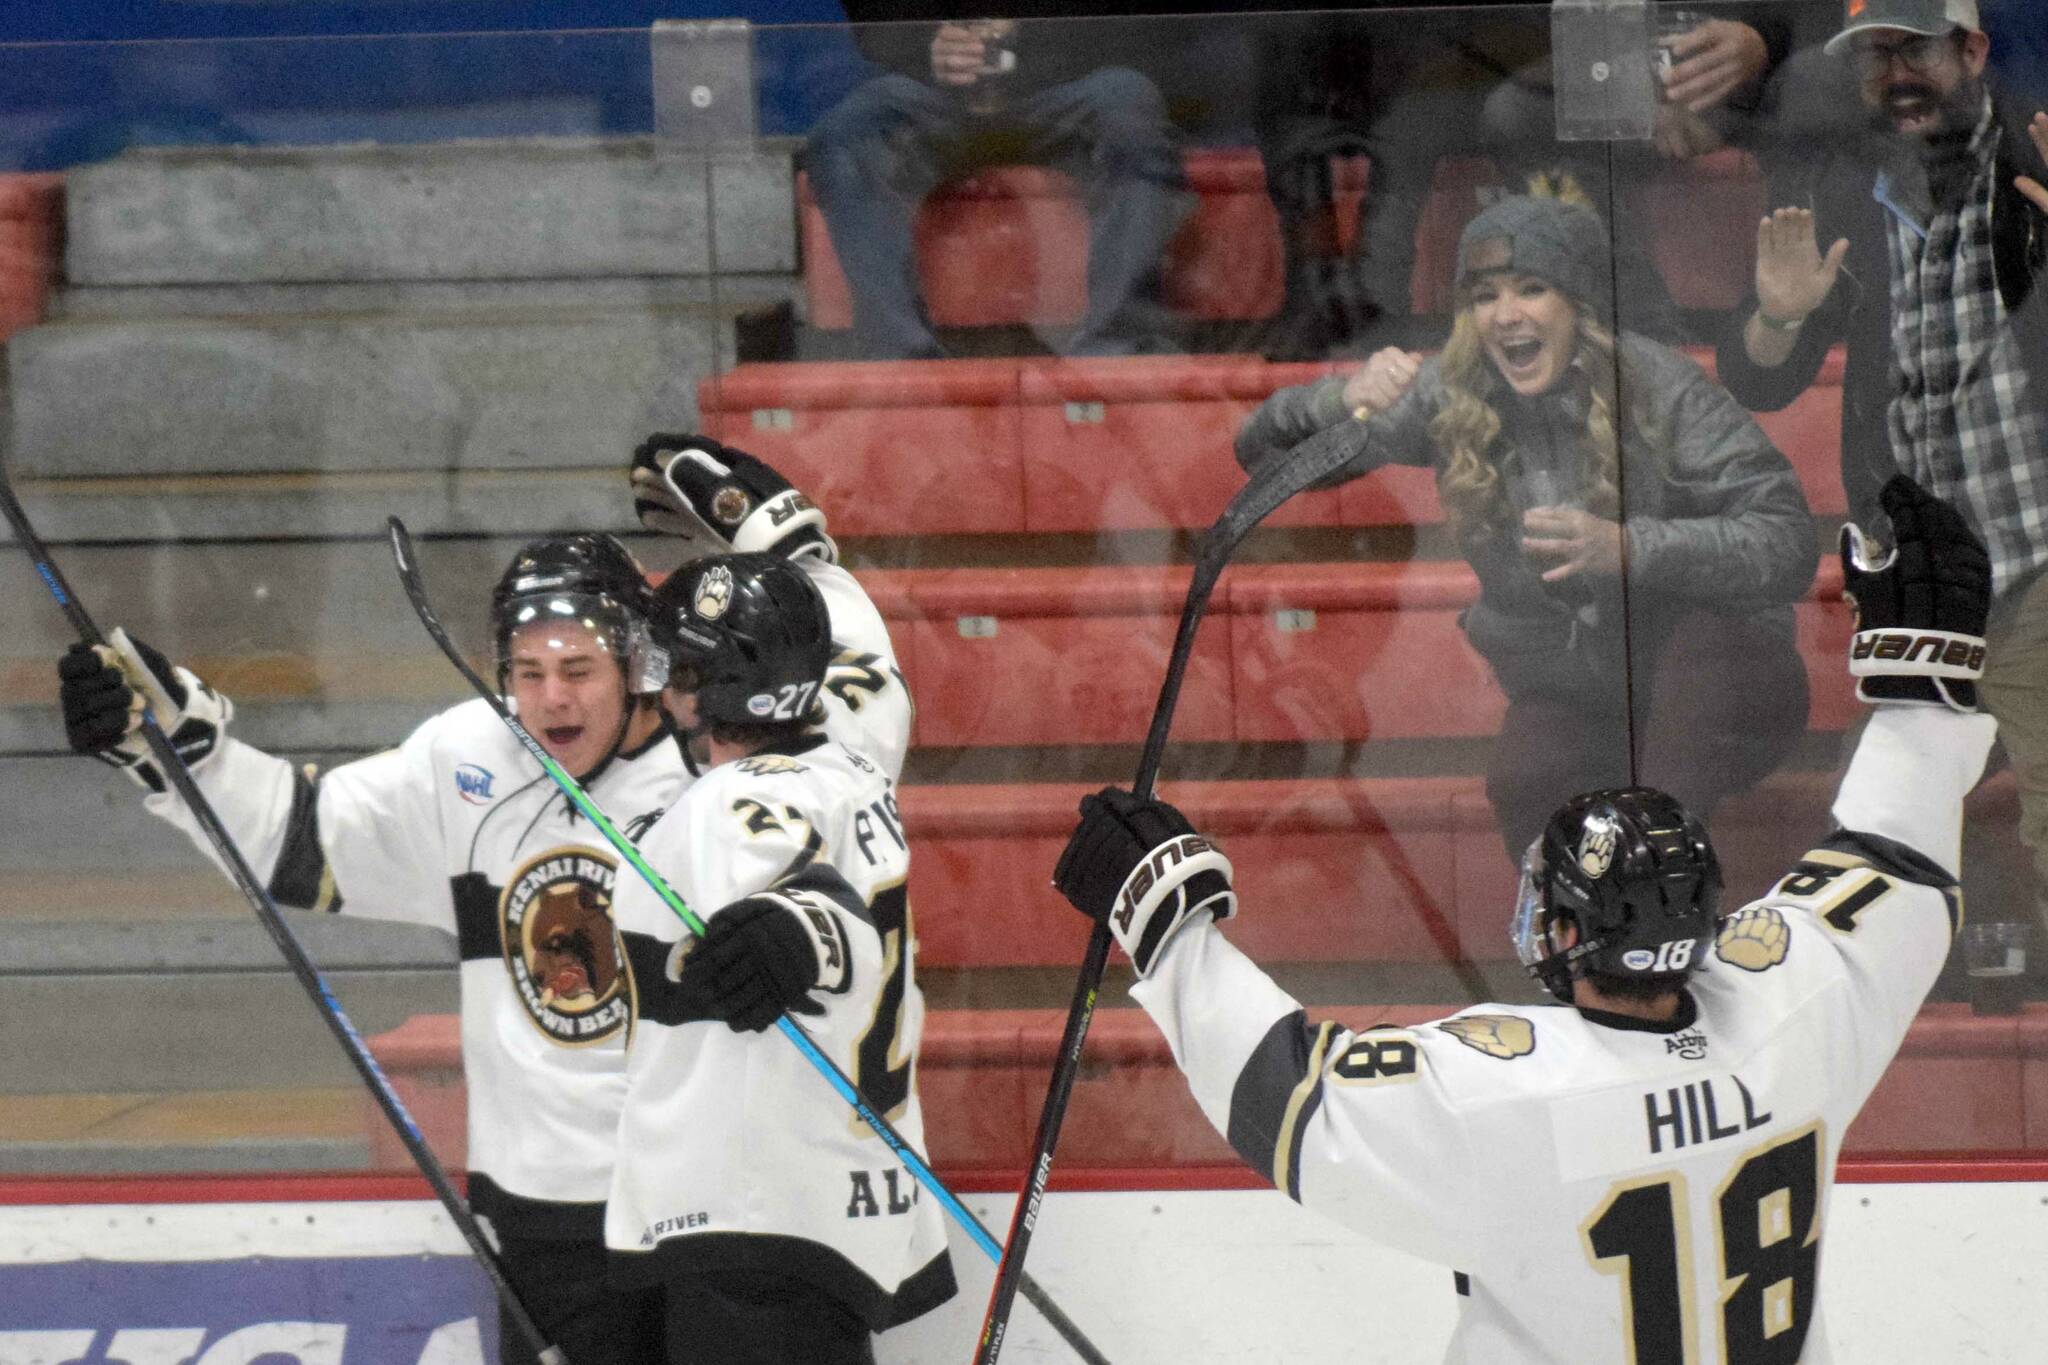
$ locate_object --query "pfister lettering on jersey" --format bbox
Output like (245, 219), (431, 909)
(0, 1202), (497, 1364)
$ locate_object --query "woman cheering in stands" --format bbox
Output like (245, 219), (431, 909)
(1237, 193), (1816, 859)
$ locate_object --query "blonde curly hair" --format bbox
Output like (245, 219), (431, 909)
(1427, 176), (1664, 552)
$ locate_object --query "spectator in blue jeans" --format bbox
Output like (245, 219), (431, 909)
(803, 16), (1189, 359)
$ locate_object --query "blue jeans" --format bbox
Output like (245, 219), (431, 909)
(803, 67), (1190, 358)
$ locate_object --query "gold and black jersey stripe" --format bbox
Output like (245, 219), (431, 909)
(1228, 1010), (1341, 1203)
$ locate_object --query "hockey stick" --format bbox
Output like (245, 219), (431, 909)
(0, 475), (567, 1364)
(386, 517), (1111, 1365)
(973, 422), (1367, 1363)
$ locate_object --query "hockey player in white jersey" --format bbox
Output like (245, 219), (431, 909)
(57, 529), (680, 1361)
(1051, 475), (1995, 1365)
(52, 435), (858, 1364)
(603, 545), (954, 1362)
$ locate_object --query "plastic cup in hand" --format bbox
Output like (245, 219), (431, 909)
(1521, 468), (1564, 510)
(1962, 922), (2033, 1016)
(1962, 921), (2031, 978)
(964, 20), (1017, 116)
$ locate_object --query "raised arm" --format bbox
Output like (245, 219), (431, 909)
(57, 632), (449, 925)
(1052, 788), (1479, 1265)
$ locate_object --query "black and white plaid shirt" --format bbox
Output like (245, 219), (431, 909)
(1884, 99), (2048, 598)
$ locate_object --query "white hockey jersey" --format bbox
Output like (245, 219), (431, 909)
(604, 568), (955, 1328)
(144, 696), (684, 1238)
(1134, 706), (1996, 1364)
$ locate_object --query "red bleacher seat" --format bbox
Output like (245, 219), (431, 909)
(698, 359), (1026, 537)
(901, 778), (1469, 970)
(896, 565), (1235, 750)
(1156, 152), (1370, 320)
(0, 172), (61, 339)
(797, 148), (1764, 331)
(365, 1003), (2048, 1176)
(800, 166), (1091, 330)
(1229, 561), (1506, 743)
(702, 344), (1845, 537)
(1019, 355), (1349, 532)
(1646, 148), (1772, 310)
(863, 560), (1854, 752)
(1699, 344), (1849, 518)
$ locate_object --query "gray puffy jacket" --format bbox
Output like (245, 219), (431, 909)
(1236, 335), (1817, 698)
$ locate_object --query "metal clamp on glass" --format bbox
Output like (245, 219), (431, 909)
(1550, 0), (1657, 142)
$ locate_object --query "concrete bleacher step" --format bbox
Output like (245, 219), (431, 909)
(64, 139), (797, 287)
(6, 136), (804, 529)
(0, 1089), (370, 1176)
(8, 276), (796, 487)
(0, 469), (639, 546)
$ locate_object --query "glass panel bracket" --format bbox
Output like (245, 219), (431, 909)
(651, 17), (758, 149)
(1550, 0), (1657, 142)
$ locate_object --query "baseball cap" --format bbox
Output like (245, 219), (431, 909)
(1825, 0), (1981, 57)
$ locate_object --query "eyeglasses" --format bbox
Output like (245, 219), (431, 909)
(1850, 33), (1957, 82)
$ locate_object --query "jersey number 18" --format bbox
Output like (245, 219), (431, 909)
(1581, 1124), (1823, 1364)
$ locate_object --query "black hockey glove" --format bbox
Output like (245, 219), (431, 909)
(679, 890), (848, 1033)
(1053, 788), (1235, 977)
(629, 432), (837, 564)
(1841, 475), (1991, 712)
(56, 630), (232, 794)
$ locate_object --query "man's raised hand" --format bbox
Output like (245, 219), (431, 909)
(1755, 207), (1848, 331)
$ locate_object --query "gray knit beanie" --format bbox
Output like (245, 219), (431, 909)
(1455, 195), (1611, 309)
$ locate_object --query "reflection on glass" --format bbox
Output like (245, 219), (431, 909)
(2, 7), (2041, 1293)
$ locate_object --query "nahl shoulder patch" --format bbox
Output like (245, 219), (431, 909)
(736, 754), (807, 777)
(1716, 906), (1791, 972)
(1436, 1014), (1536, 1060)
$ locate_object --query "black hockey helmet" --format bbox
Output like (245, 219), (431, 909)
(490, 533), (665, 696)
(1512, 787), (1723, 1004)
(648, 552), (832, 728)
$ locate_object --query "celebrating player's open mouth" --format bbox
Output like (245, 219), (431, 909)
(506, 618), (635, 779)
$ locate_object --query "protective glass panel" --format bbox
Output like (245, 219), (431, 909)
(3, 2), (2043, 1359)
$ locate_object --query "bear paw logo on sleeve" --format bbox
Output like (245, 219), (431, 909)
(1716, 907), (1791, 973)
(1436, 1014), (1537, 1060)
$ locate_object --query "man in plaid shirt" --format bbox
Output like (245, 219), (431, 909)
(1716, 0), (2048, 976)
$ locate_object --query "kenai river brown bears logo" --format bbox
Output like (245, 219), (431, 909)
(502, 846), (634, 1045)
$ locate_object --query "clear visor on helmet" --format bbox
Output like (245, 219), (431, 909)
(500, 594), (668, 696)
(1511, 837), (1550, 971)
